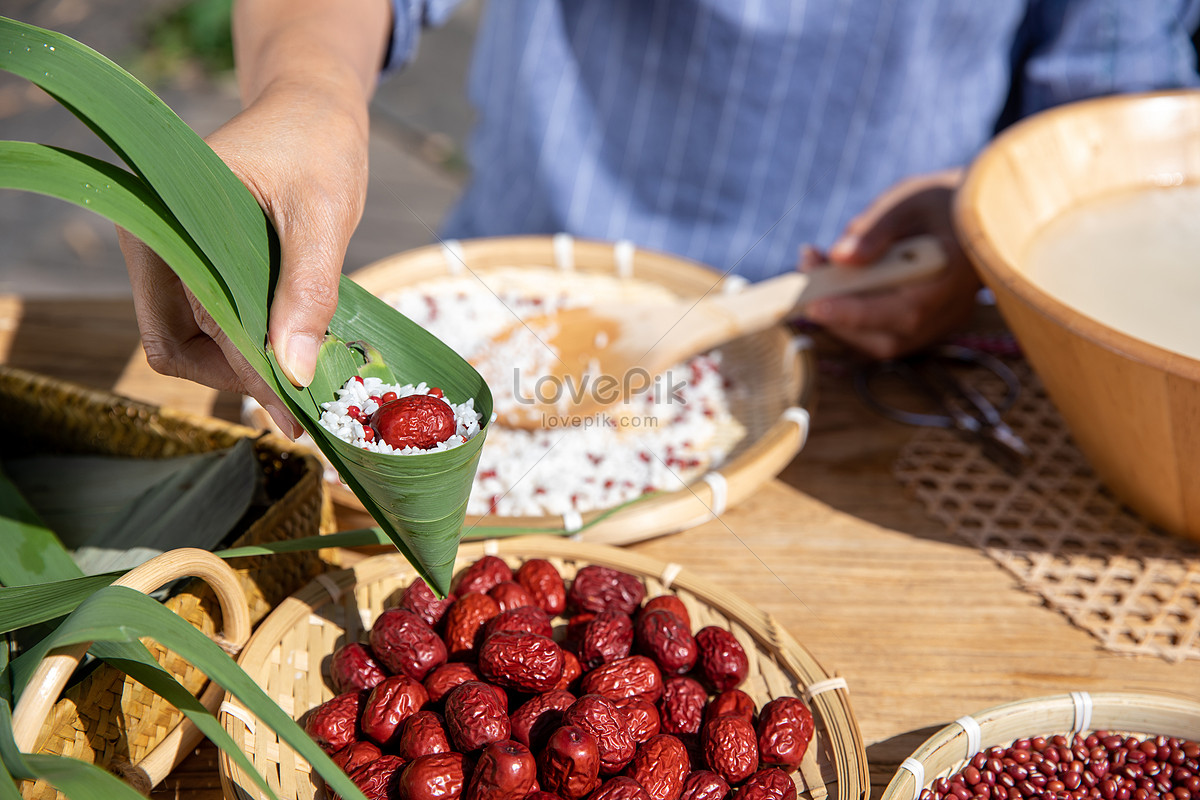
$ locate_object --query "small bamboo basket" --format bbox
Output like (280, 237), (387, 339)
(0, 366), (331, 797)
(881, 692), (1200, 800)
(218, 538), (868, 800)
(258, 235), (814, 545)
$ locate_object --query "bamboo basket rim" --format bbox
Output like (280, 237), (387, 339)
(881, 691), (1200, 800)
(329, 235), (815, 544)
(955, 89), (1200, 383)
(218, 537), (868, 800)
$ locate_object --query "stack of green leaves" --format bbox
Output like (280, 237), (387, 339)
(0, 16), (492, 597)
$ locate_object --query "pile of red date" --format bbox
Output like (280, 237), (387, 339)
(303, 557), (816, 800)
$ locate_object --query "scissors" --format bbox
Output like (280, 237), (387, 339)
(854, 345), (1032, 475)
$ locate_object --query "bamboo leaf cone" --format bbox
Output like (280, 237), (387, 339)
(0, 17), (492, 594)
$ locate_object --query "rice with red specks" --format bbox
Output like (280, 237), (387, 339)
(318, 376), (482, 455)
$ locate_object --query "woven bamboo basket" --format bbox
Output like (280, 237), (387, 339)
(881, 692), (1200, 800)
(250, 235), (814, 545)
(0, 365), (331, 798)
(217, 538), (868, 800)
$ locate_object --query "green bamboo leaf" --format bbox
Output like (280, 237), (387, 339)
(40, 586), (367, 800)
(0, 466), (81, 587)
(0, 17), (493, 594)
(0, 574), (119, 634)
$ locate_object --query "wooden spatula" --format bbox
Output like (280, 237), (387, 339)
(495, 235), (946, 428)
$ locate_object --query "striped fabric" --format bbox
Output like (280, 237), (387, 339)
(390, 0), (1200, 282)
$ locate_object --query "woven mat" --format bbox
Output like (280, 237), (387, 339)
(894, 363), (1200, 662)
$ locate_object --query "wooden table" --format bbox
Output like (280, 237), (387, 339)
(2, 295), (1195, 800)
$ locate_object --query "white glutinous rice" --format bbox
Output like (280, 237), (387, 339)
(318, 376), (482, 455)
(376, 267), (745, 515)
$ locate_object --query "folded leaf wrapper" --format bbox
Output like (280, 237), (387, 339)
(0, 17), (491, 595)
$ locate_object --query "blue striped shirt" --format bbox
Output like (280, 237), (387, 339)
(389, 0), (1200, 281)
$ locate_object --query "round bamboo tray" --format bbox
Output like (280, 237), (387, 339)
(217, 537), (867, 800)
(955, 90), (1200, 541)
(880, 692), (1200, 800)
(13, 549), (251, 798)
(315, 235), (813, 544)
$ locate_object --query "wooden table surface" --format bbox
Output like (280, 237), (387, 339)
(2, 295), (1196, 800)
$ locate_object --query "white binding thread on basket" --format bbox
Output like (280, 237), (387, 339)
(442, 239), (465, 275)
(359, 608), (373, 630)
(614, 240), (635, 278)
(569, 532), (584, 542)
(722, 275), (749, 294)
(1071, 691), (1093, 734)
(702, 472), (728, 517)
(660, 562), (683, 591)
(554, 233), (575, 272)
(802, 676), (848, 702)
(220, 701), (256, 735)
(562, 510), (583, 533)
(483, 539), (500, 556)
(783, 406), (811, 449)
(314, 573), (342, 603)
(956, 715), (982, 759)
(900, 757), (926, 800)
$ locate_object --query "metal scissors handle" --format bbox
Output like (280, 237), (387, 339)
(855, 345), (1032, 474)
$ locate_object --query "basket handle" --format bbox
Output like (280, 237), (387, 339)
(11, 548), (251, 754)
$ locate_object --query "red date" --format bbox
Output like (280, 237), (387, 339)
(373, 394), (456, 450)
(582, 656), (664, 703)
(509, 689), (575, 752)
(556, 650), (584, 692)
(613, 696), (661, 744)
(484, 606), (554, 640)
(348, 754), (406, 800)
(568, 565), (646, 615)
(396, 710), (453, 761)
(401, 578), (457, 631)
(454, 555), (514, 597)
(397, 752), (469, 800)
(444, 593), (502, 660)
(465, 740), (538, 800)
(579, 610), (635, 670)
(425, 662), (487, 705)
(625, 734), (690, 800)
(589, 776), (652, 800)
(517, 559), (567, 615)
(488, 581), (535, 613)
(304, 691), (363, 753)
(370, 608), (448, 681)
(680, 770), (731, 800)
(639, 596), (691, 631)
(361, 673), (430, 746)
(736, 769), (795, 800)
(695, 627), (749, 693)
(756, 698), (814, 773)
(479, 630), (565, 693)
(540, 725), (602, 800)
(445, 681), (511, 752)
(635, 609), (698, 675)
(660, 676), (708, 736)
(702, 715), (759, 785)
(329, 642), (388, 694)
(564, 694), (637, 775)
(332, 740), (382, 775)
(706, 690), (756, 726)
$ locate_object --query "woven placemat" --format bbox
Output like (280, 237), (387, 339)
(894, 363), (1200, 662)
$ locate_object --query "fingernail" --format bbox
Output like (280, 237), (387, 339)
(829, 236), (858, 260)
(280, 332), (319, 388)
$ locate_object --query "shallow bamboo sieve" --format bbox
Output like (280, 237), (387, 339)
(328, 235), (814, 544)
(881, 692), (1200, 800)
(218, 537), (868, 800)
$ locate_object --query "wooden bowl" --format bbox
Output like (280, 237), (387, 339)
(955, 90), (1200, 540)
(880, 692), (1200, 800)
(336, 235), (814, 544)
(218, 538), (868, 800)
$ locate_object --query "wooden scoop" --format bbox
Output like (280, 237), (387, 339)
(495, 235), (947, 428)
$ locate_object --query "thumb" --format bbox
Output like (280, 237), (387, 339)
(829, 193), (917, 266)
(268, 215), (348, 388)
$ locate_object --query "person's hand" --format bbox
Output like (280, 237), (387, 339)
(801, 169), (981, 359)
(118, 82), (371, 437)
